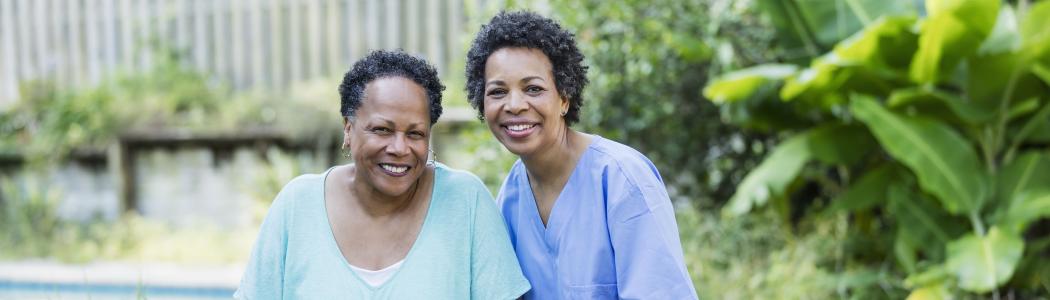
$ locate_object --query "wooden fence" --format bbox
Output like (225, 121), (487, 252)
(0, 0), (482, 107)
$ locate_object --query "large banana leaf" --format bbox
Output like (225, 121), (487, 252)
(1009, 102), (1050, 146)
(889, 182), (957, 253)
(886, 87), (995, 125)
(702, 64), (797, 103)
(723, 124), (870, 216)
(781, 16), (917, 104)
(910, 0), (999, 83)
(756, 0), (917, 56)
(851, 96), (987, 215)
(996, 151), (1050, 208)
(998, 191), (1050, 233)
(826, 164), (900, 213)
(723, 132), (809, 216)
(946, 227), (1024, 293)
(1021, 0), (1050, 60)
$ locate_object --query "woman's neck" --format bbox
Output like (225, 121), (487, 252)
(521, 128), (588, 187)
(346, 165), (428, 218)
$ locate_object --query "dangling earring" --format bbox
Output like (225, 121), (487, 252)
(426, 149), (437, 167)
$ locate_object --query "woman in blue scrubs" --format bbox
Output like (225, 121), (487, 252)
(464, 11), (697, 299)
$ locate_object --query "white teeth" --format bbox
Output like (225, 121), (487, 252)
(507, 124), (534, 131)
(381, 164), (408, 174)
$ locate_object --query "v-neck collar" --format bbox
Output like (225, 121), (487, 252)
(520, 136), (600, 248)
(320, 164), (442, 291)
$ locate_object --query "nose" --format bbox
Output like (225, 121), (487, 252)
(386, 133), (410, 156)
(504, 91), (528, 115)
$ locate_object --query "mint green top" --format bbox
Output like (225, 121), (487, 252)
(235, 163), (530, 299)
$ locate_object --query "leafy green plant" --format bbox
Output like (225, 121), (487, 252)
(705, 0), (1050, 296)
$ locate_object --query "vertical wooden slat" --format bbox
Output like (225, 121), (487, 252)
(230, 0), (245, 88)
(325, 0), (339, 78)
(0, 0), (18, 103)
(346, 0), (360, 61)
(47, 0), (64, 84)
(250, 0), (264, 87)
(138, 0), (152, 71)
(365, 0), (378, 51)
(384, 0), (398, 49)
(155, 0), (169, 47)
(119, 0), (134, 71)
(85, 0), (101, 84)
(15, 0), (33, 81)
(102, 0), (117, 75)
(193, 0), (209, 73)
(425, 0), (441, 74)
(175, 0), (189, 53)
(305, 0), (321, 79)
(268, 0), (283, 88)
(406, 0), (419, 55)
(446, 0), (460, 76)
(288, 0), (302, 82)
(69, 0), (84, 86)
(212, 0), (228, 84)
(32, 0), (48, 79)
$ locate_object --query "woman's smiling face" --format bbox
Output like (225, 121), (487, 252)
(482, 47), (569, 157)
(345, 76), (431, 198)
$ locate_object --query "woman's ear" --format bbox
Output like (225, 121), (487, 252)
(560, 94), (570, 116)
(342, 117), (353, 149)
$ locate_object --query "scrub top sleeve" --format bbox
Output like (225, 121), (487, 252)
(235, 185), (294, 300)
(470, 185), (532, 299)
(608, 180), (698, 300)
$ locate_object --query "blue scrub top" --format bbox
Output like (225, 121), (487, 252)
(236, 163), (530, 299)
(497, 135), (697, 299)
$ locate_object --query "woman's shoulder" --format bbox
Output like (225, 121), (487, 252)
(268, 168), (330, 210)
(434, 163), (489, 192)
(587, 135), (662, 180)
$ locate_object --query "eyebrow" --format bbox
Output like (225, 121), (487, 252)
(485, 76), (546, 88)
(369, 116), (425, 129)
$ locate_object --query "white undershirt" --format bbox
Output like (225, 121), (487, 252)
(348, 259), (405, 287)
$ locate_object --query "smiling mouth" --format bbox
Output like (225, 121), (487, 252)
(502, 123), (538, 138)
(379, 163), (410, 176)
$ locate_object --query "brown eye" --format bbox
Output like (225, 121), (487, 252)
(370, 127), (392, 135)
(487, 88), (507, 97)
(408, 131), (426, 139)
(525, 85), (545, 94)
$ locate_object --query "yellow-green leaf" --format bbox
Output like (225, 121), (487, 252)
(906, 284), (952, 300)
(703, 64), (797, 103)
(946, 227), (1024, 293)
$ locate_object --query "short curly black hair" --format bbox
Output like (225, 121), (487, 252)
(339, 50), (445, 125)
(465, 11), (589, 125)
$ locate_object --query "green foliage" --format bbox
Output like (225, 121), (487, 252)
(676, 207), (904, 299)
(706, 0), (1050, 297)
(0, 47), (339, 166)
(545, 0), (787, 206)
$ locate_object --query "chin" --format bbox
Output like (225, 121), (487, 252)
(499, 140), (538, 157)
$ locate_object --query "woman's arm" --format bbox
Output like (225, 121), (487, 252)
(607, 170), (698, 300)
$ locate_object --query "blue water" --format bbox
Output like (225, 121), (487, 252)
(0, 280), (235, 300)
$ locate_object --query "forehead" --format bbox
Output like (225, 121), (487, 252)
(358, 76), (430, 122)
(484, 47), (553, 81)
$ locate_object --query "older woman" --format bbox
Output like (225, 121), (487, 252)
(236, 50), (529, 299)
(465, 12), (697, 299)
